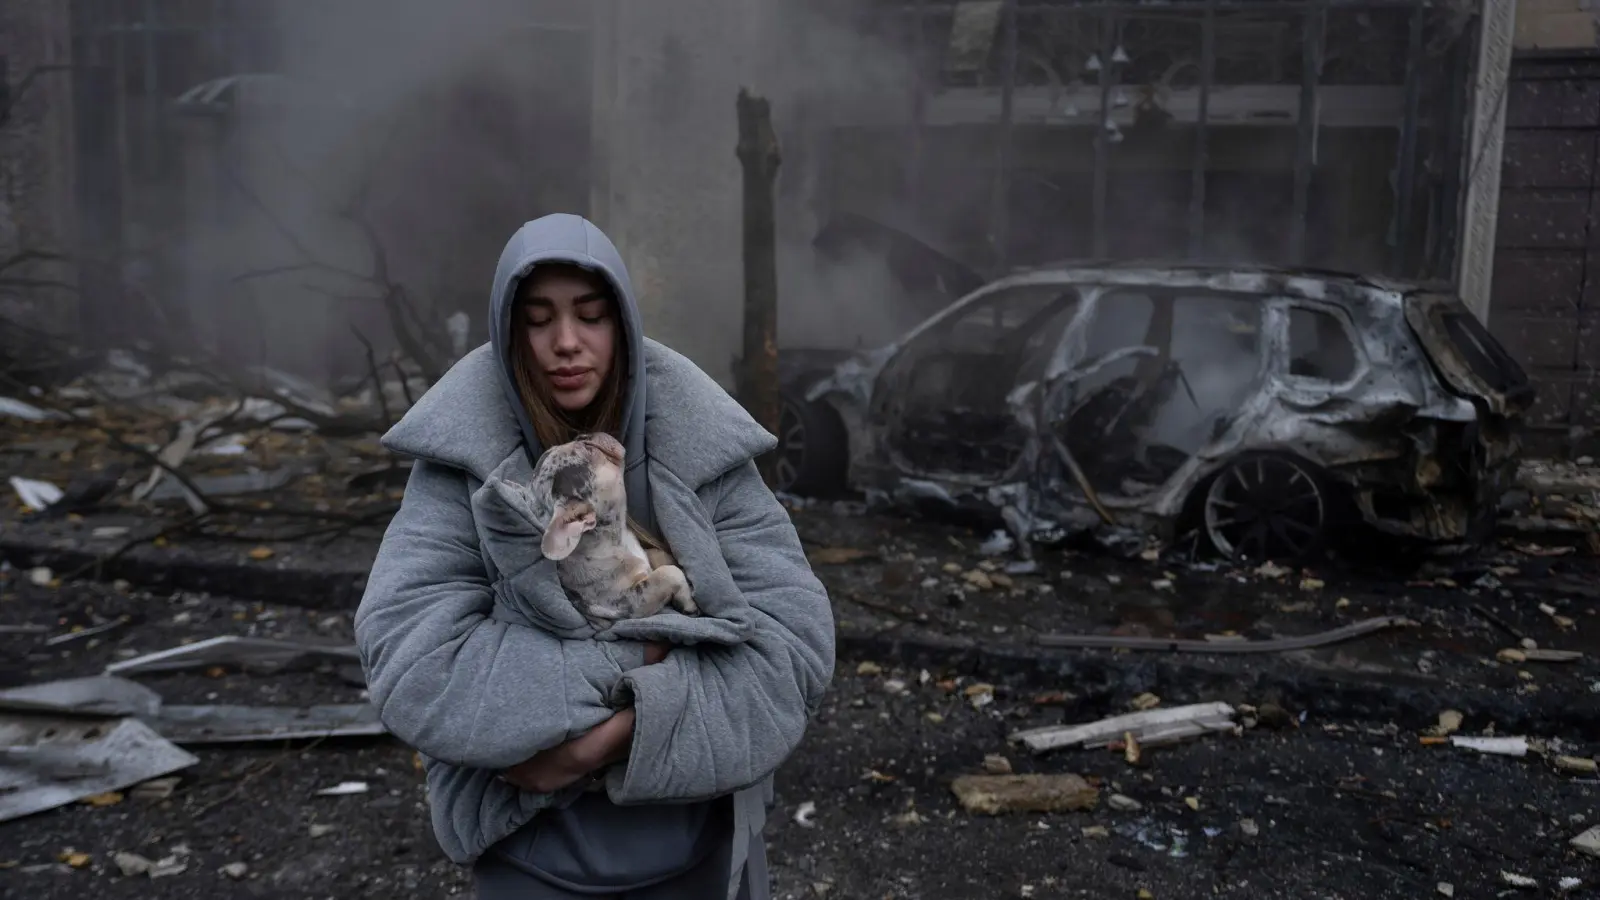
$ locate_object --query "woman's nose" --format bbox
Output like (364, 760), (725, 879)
(551, 317), (582, 353)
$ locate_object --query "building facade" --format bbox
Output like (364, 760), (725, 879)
(1497, 0), (1600, 455)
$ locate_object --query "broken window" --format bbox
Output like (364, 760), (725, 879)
(1060, 290), (1264, 497)
(880, 283), (1079, 477)
(1439, 309), (1527, 394)
(1287, 307), (1358, 382)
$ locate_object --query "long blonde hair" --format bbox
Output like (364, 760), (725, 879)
(509, 264), (663, 550)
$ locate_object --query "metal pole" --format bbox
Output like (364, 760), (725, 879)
(1092, 10), (1117, 259)
(1187, 1), (1216, 259)
(1288, 3), (1326, 264)
(990, 0), (1019, 271)
(1389, 3), (1425, 275)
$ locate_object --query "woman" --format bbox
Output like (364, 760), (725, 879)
(354, 213), (836, 899)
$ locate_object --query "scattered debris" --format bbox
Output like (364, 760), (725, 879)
(1130, 692), (1161, 711)
(0, 715), (198, 823)
(1523, 649), (1584, 663)
(1430, 710), (1464, 736)
(1449, 736), (1528, 757)
(0, 396), (56, 421)
(950, 774), (1099, 815)
(978, 530), (1015, 557)
(982, 754), (1014, 775)
(44, 615), (134, 647)
(1572, 825), (1600, 859)
(9, 476), (62, 511)
(1036, 617), (1415, 653)
(114, 851), (156, 876)
(220, 861), (249, 879)
(314, 781), (370, 797)
(0, 676), (162, 718)
(1500, 870), (1538, 889)
(794, 800), (817, 828)
(148, 703), (385, 744)
(129, 777), (180, 801)
(1253, 703), (1296, 731)
(104, 635), (359, 676)
(1107, 794), (1142, 812)
(1554, 756), (1599, 776)
(1010, 702), (1237, 755)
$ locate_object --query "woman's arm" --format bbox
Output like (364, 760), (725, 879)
(603, 459), (837, 803)
(354, 460), (632, 771)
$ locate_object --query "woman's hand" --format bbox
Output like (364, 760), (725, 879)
(642, 641), (671, 666)
(499, 642), (671, 793)
(501, 708), (637, 793)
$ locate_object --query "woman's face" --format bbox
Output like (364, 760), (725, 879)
(520, 266), (619, 413)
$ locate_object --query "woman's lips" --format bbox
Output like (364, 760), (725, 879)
(547, 368), (591, 391)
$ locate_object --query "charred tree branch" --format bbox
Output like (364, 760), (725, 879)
(736, 88), (783, 487)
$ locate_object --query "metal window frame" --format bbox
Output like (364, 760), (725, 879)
(888, 0), (1477, 280)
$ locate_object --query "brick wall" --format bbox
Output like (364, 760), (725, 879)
(0, 0), (76, 356)
(1518, 0), (1600, 50)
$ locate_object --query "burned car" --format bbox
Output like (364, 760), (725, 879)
(779, 262), (1534, 561)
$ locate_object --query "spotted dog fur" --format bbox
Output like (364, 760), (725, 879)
(506, 432), (698, 627)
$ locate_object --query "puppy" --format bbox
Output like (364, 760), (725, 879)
(521, 432), (699, 626)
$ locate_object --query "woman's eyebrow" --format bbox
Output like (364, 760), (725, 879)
(523, 291), (608, 307)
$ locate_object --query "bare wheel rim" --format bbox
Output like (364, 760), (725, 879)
(1203, 456), (1326, 562)
(773, 401), (807, 492)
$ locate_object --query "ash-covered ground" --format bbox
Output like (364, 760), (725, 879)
(2, 501), (1598, 899)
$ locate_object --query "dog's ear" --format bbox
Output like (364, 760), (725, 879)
(541, 499), (596, 561)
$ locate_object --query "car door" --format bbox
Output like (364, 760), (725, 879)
(870, 281), (1080, 484)
(1041, 285), (1269, 505)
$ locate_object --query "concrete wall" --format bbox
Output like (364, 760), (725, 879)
(0, 0), (76, 353)
(588, 0), (780, 388)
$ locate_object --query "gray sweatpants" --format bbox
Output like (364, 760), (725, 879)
(472, 831), (770, 900)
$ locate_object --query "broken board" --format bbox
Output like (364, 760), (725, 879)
(104, 635), (360, 676)
(1009, 702), (1237, 754)
(0, 676), (163, 718)
(146, 703), (384, 745)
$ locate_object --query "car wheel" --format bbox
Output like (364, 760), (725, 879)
(1200, 452), (1330, 563)
(771, 393), (848, 497)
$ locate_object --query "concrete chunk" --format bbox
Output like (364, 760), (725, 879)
(950, 774), (1099, 816)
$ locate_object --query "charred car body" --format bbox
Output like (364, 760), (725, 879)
(778, 262), (1534, 561)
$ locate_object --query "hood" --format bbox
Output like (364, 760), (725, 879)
(487, 214), (656, 533)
